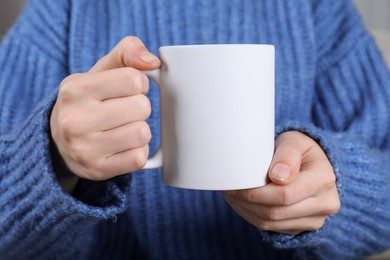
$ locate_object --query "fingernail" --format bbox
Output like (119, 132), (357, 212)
(139, 52), (160, 64)
(271, 163), (291, 181)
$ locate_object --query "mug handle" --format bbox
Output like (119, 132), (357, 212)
(142, 69), (163, 169)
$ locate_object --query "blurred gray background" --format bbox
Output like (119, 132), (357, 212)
(0, 0), (390, 64)
(2, 0), (390, 66)
(0, 0), (389, 259)
(355, 0), (390, 29)
(0, 0), (26, 40)
(355, 0), (390, 65)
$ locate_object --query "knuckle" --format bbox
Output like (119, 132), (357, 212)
(255, 219), (271, 231)
(140, 73), (149, 93)
(60, 73), (83, 88)
(115, 36), (145, 66)
(263, 207), (282, 221)
(324, 171), (337, 190)
(239, 190), (255, 203)
(59, 73), (85, 101)
(275, 186), (292, 205)
(121, 36), (143, 56)
(57, 113), (86, 141)
(279, 144), (300, 158)
(307, 218), (325, 231)
(68, 144), (88, 166)
(60, 73), (82, 88)
(57, 115), (76, 141)
(143, 95), (152, 118)
(130, 71), (149, 94)
(135, 95), (152, 118)
(324, 206), (339, 216)
(136, 122), (152, 143)
(59, 81), (73, 101)
(122, 36), (141, 46)
(325, 197), (341, 215)
(132, 147), (148, 169)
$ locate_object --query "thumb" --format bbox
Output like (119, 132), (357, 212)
(89, 36), (161, 73)
(268, 132), (306, 185)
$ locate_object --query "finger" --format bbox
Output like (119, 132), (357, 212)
(96, 94), (151, 131)
(268, 131), (312, 185)
(96, 68), (150, 100)
(103, 145), (149, 177)
(90, 36), (161, 73)
(226, 165), (330, 206)
(97, 121), (152, 155)
(224, 192), (340, 220)
(226, 199), (326, 234)
(64, 68), (149, 101)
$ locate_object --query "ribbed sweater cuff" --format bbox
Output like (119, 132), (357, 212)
(0, 90), (131, 257)
(259, 120), (390, 258)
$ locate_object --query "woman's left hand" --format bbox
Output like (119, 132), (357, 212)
(223, 131), (340, 235)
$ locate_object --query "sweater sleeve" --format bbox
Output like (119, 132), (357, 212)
(260, 1), (390, 259)
(0, 1), (131, 258)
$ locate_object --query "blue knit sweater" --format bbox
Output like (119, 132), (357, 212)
(1, 0), (390, 259)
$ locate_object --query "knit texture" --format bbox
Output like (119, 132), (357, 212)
(0, 0), (389, 259)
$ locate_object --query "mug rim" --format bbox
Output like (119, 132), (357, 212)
(159, 44), (274, 50)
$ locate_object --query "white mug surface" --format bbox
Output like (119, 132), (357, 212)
(144, 44), (275, 190)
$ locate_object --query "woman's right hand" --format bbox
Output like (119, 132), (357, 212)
(50, 36), (161, 191)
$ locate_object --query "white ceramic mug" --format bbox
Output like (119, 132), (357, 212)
(143, 44), (274, 190)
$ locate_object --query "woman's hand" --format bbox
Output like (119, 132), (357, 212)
(50, 37), (160, 192)
(223, 131), (340, 235)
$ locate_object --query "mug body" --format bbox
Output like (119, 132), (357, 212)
(157, 44), (274, 190)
